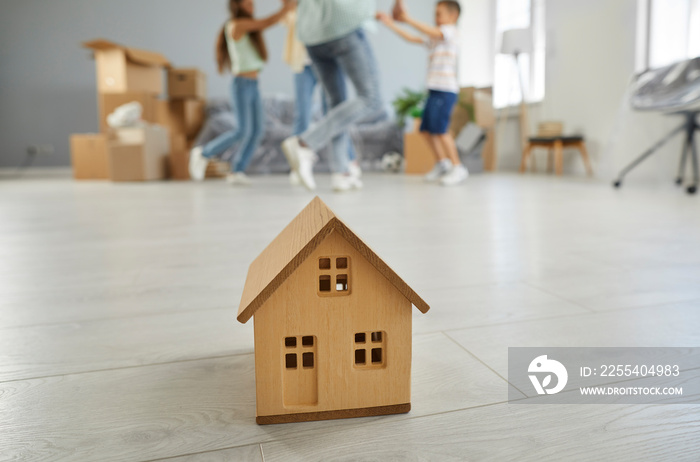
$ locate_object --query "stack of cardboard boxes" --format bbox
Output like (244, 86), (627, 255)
(404, 87), (497, 174)
(450, 87), (497, 171)
(157, 68), (207, 180)
(71, 39), (206, 181)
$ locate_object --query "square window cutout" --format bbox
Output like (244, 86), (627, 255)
(303, 352), (314, 368)
(336, 257), (348, 269)
(336, 274), (348, 292)
(285, 337), (297, 348)
(319, 275), (331, 292)
(371, 332), (382, 343)
(372, 348), (382, 364)
(319, 258), (331, 270)
(302, 336), (314, 347)
(355, 349), (366, 365)
(286, 354), (297, 369)
(355, 333), (366, 343)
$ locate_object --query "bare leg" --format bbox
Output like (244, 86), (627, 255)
(437, 132), (469, 186)
(422, 132), (447, 162)
(438, 133), (461, 166)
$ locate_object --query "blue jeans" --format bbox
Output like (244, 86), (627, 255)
(303, 29), (382, 173)
(293, 65), (356, 162)
(202, 77), (265, 173)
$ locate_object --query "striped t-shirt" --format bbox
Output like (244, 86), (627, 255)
(297, 0), (376, 46)
(426, 25), (460, 94)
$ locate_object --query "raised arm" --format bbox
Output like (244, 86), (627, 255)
(233, 0), (296, 39)
(400, 12), (444, 40)
(377, 12), (424, 44)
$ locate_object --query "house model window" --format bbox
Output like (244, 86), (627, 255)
(285, 335), (316, 370)
(354, 331), (385, 368)
(318, 257), (351, 296)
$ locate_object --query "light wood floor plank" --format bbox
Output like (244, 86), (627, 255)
(523, 267), (700, 312)
(153, 444), (263, 462)
(2, 173), (700, 460)
(447, 300), (700, 380)
(0, 309), (254, 382)
(413, 282), (589, 335)
(261, 403), (700, 462)
(0, 331), (507, 461)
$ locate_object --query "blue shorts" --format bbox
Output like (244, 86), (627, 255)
(420, 90), (458, 134)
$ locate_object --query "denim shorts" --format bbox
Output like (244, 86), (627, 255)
(420, 90), (458, 134)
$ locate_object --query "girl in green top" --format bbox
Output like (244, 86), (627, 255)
(190, 0), (296, 185)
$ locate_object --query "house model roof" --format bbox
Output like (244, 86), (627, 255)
(237, 197), (430, 324)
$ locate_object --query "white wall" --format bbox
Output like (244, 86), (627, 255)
(497, 0), (687, 182)
(0, 0), (435, 169)
(459, 0), (495, 87)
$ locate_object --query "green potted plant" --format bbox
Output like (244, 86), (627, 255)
(392, 88), (427, 129)
(458, 100), (476, 125)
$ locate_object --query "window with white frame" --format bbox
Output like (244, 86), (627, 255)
(493, 0), (545, 108)
(637, 0), (700, 71)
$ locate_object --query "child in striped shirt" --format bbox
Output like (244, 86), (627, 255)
(378, 1), (468, 186)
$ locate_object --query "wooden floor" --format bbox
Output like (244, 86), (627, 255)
(1, 172), (699, 461)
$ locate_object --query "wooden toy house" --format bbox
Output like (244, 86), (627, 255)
(237, 197), (430, 425)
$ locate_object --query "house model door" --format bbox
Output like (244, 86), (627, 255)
(283, 335), (318, 406)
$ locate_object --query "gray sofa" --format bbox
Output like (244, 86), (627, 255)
(195, 96), (404, 174)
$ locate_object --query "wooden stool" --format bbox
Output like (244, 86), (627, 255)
(520, 136), (593, 176)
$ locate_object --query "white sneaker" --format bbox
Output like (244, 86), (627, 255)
(289, 170), (301, 186)
(189, 146), (208, 181)
(424, 160), (452, 183)
(440, 164), (469, 186)
(332, 173), (363, 193)
(226, 172), (252, 186)
(348, 161), (362, 179)
(282, 136), (316, 191)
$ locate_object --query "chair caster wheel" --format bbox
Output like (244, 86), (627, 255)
(676, 178), (683, 186)
(613, 180), (622, 189)
(688, 185), (698, 195)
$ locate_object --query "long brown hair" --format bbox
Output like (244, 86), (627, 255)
(216, 0), (269, 74)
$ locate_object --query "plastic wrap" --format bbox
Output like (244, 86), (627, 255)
(195, 96), (403, 174)
(631, 57), (700, 112)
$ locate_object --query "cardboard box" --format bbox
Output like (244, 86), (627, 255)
(156, 99), (205, 138)
(450, 87), (495, 136)
(168, 150), (191, 181)
(206, 161), (230, 178)
(170, 132), (187, 152)
(99, 92), (158, 133)
(404, 131), (436, 175)
(482, 129), (497, 172)
(168, 68), (207, 100)
(404, 125), (497, 174)
(167, 133), (190, 180)
(107, 125), (170, 181)
(70, 134), (109, 180)
(84, 39), (169, 94)
(448, 87), (497, 172)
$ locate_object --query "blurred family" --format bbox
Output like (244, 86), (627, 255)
(189, 0), (467, 191)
